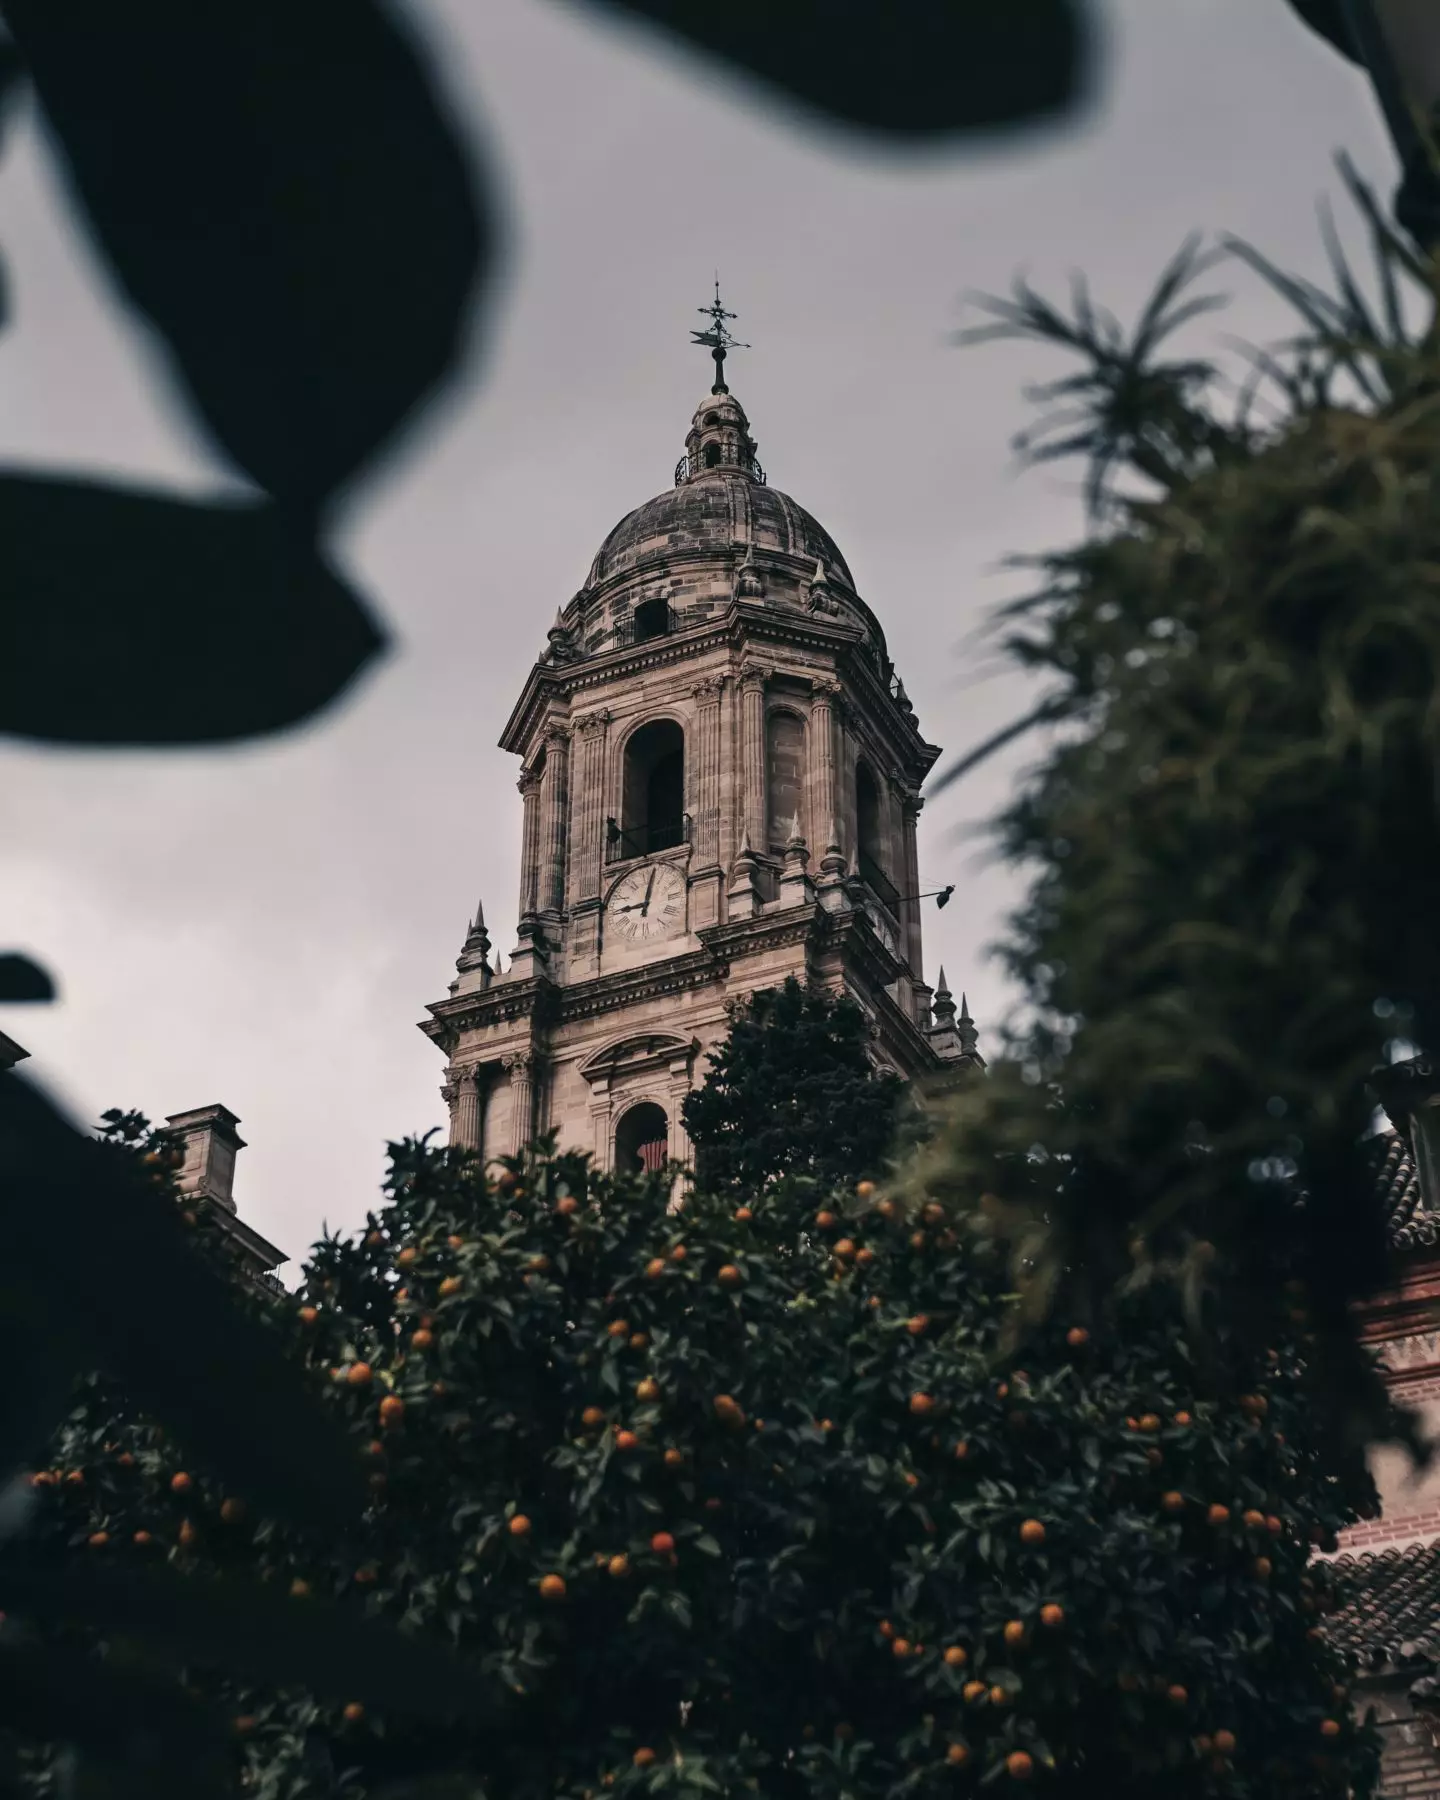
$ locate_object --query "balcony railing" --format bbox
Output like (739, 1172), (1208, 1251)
(857, 849), (901, 918)
(674, 452), (766, 486)
(606, 814), (692, 864)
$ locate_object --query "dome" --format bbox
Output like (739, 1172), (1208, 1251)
(585, 383), (854, 591)
(587, 474), (854, 591)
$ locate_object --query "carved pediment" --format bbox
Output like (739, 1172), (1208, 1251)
(579, 1032), (699, 1088)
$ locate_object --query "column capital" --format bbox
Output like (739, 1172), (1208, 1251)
(738, 660), (770, 693)
(439, 1081), (458, 1107)
(574, 708), (611, 738)
(900, 789), (924, 821)
(810, 676), (843, 701)
(518, 767), (542, 797)
(451, 1063), (485, 1093)
(542, 720), (571, 750)
(690, 674), (727, 702)
(502, 1049), (537, 1076)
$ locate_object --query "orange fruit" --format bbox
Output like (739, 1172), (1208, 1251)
(663, 1448), (685, 1468)
(815, 1210), (838, 1231)
(1207, 1503), (1230, 1527)
(1213, 1730), (1236, 1756)
(411, 1328), (434, 1351)
(953, 1440), (969, 1461)
(555, 1195), (579, 1216)
(834, 1238), (857, 1259)
(855, 1181), (877, 1201)
(607, 1320), (630, 1339)
(539, 1573), (567, 1600)
(632, 1749), (656, 1769)
(396, 1248), (417, 1269)
(1242, 1509), (1265, 1529)
(1145, 1447), (1163, 1468)
(290, 1577), (311, 1598)
(1066, 1326), (1089, 1347)
(608, 1554), (630, 1579)
(670, 1245), (687, 1262)
(378, 1395), (405, 1427)
(650, 1531), (676, 1554)
(298, 1305), (319, 1326)
(447, 1234), (466, 1249)
(855, 1247), (876, 1267)
(878, 1199), (899, 1221)
(717, 1264), (743, 1287)
(892, 1638), (912, 1658)
(1173, 1410), (1192, 1427)
(922, 1202), (945, 1226)
(526, 1255), (549, 1273)
(946, 1743), (969, 1766)
(1138, 1412), (1160, 1432)
(116, 1452), (135, 1468)
(906, 1315), (929, 1336)
(1167, 1684), (1187, 1706)
(1003, 1621), (1026, 1648)
(944, 1646), (967, 1667)
(989, 1685), (1008, 1707)
(170, 1471), (193, 1494)
(1005, 1751), (1034, 1781)
(87, 1530), (109, 1548)
(354, 1564), (378, 1584)
(615, 1430), (639, 1452)
(1266, 1514), (1283, 1535)
(234, 1715), (257, 1735)
(342, 1702), (364, 1724)
(644, 1258), (666, 1279)
(909, 1392), (934, 1416)
(963, 1680), (986, 1704)
(1019, 1518), (1046, 1546)
(178, 1519), (198, 1547)
(220, 1498), (246, 1524)
(636, 1378), (660, 1402)
(1320, 1719), (1340, 1739)
(582, 1407), (606, 1428)
(879, 1619), (895, 1639)
(347, 1363), (373, 1387)
(438, 1277), (462, 1298)
(1040, 1603), (1064, 1629)
(509, 1514), (532, 1538)
(734, 1206), (753, 1222)
(910, 1231), (926, 1250)
(1161, 1491), (1185, 1514)
(1253, 1557), (1272, 1580)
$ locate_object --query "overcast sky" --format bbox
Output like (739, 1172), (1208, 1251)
(0, 0), (1398, 1270)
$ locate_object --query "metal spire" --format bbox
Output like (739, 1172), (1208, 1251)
(691, 275), (748, 394)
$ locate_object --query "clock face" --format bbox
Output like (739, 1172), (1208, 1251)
(607, 862), (687, 946)
(867, 904), (899, 958)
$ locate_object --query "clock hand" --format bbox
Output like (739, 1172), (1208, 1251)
(640, 869), (656, 916)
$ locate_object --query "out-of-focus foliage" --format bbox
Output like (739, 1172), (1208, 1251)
(914, 163), (1440, 1473)
(682, 978), (907, 1194)
(11, 1119), (1383, 1798)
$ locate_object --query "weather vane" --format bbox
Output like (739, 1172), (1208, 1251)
(691, 275), (748, 394)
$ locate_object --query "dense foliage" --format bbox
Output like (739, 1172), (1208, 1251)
(911, 170), (1440, 1467)
(15, 1101), (1381, 1800)
(681, 979), (907, 1194)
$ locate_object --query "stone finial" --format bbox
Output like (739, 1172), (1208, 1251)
(932, 968), (956, 1026)
(735, 544), (765, 600)
(779, 833), (815, 908)
(449, 894), (494, 996)
(727, 828), (763, 919)
(957, 991), (979, 1059)
(546, 609), (576, 664)
(807, 556), (838, 615)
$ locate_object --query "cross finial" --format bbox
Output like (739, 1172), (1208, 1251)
(691, 274), (749, 394)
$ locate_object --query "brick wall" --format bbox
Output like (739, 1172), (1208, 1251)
(1362, 1677), (1440, 1799)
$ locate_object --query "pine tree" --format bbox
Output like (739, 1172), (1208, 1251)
(15, 1117), (1379, 1799)
(681, 977), (907, 1195)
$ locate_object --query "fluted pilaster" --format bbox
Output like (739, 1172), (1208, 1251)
(692, 676), (725, 867)
(517, 767), (542, 922)
(570, 710), (610, 903)
(504, 1051), (536, 1155)
(739, 664), (767, 853)
(541, 724), (570, 915)
(452, 1065), (485, 1153)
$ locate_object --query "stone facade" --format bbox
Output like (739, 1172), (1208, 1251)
(418, 376), (977, 1175)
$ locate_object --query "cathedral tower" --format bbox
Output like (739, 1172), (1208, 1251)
(419, 298), (976, 1172)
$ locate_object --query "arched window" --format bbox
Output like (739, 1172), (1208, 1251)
(704, 411), (720, 426)
(632, 597), (670, 642)
(619, 719), (685, 857)
(703, 442), (722, 468)
(766, 711), (806, 854)
(615, 1101), (669, 1174)
(855, 761), (898, 910)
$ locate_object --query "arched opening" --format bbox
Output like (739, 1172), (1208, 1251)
(632, 596), (670, 642)
(855, 761), (898, 910)
(766, 710), (806, 854)
(619, 719), (685, 857)
(615, 1101), (669, 1174)
(704, 411), (720, 426)
(703, 442), (722, 468)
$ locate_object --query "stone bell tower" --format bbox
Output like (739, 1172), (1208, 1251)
(419, 293), (978, 1173)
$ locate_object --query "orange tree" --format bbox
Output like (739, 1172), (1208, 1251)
(19, 1110), (1376, 1799)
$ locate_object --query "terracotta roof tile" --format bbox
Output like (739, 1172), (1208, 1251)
(1368, 1130), (1439, 1251)
(1328, 1542), (1440, 1666)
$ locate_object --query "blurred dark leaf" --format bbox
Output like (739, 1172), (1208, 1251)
(0, 475), (383, 746)
(0, 1639), (231, 1798)
(0, 953), (54, 1001)
(0, 1560), (505, 1723)
(581, 0), (1091, 140)
(1283, 1), (1364, 67)
(0, 1316), (81, 1481)
(4, 0), (488, 504)
(0, 1068), (368, 1529)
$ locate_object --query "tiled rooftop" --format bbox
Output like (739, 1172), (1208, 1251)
(1329, 1542), (1440, 1668)
(1370, 1130), (1439, 1252)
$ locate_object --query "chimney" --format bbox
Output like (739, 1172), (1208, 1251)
(165, 1103), (245, 1213)
(0, 1030), (29, 1072)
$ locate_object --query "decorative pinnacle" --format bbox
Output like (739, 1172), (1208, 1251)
(691, 275), (748, 394)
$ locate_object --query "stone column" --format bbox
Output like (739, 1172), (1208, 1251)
(589, 1093), (612, 1168)
(517, 766), (543, 923)
(900, 791), (924, 981)
(691, 676), (725, 868)
(440, 1077), (459, 1144)
(569, 711), (610, 904)
(810, 678), (840, 854)
(739, 663), (767, 852)
(452, 1065), (485, 1154)
(540, 723), (570, 916)
(505, 1052), (536, 1155)
(837, 702), (858, 863)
